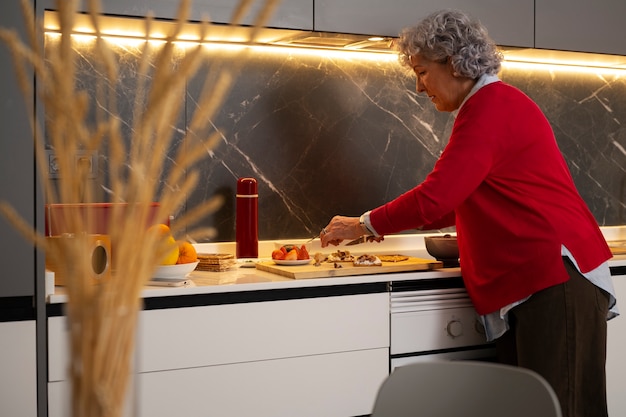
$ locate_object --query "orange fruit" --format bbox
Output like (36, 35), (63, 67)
(298, 245), (310, 260)
(284, 248), (298, 260)
(176, 241), (198, 264)
(272, 249), (285, 260)
(147, 224), (179, 265)
(161, 236), (179, 265)
(148, 223), (171, 237)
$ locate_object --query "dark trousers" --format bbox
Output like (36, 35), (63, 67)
(495, 258), (610, 417)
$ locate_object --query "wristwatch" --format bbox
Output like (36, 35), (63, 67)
(359, 213), (376, 236)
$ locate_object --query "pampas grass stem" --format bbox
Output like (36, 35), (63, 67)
(0, 0), (280, 416)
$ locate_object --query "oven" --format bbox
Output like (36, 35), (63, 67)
(390, 279), (496, 370)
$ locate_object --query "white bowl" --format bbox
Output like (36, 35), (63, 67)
(152, 261), (199, 279)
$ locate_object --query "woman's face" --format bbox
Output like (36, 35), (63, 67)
(409, 54), (473, 112)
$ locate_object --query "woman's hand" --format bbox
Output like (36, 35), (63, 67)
(320, 216), (361, 247)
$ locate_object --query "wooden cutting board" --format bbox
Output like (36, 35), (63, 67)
(609, 241), (626, 255)
(255, 257), (442, 280)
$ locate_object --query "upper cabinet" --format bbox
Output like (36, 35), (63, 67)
(535, 0), (626, 56)
(0, 0), (36, 297)
(39, 0), (314, 30)
(37, 0), (626, 56)
(314, 0), (534, 48)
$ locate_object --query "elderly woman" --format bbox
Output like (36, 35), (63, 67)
(320, 9), (617, 417)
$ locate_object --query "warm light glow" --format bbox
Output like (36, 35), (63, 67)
(189, 38), (396, 61)
(46, 32), (167, 48)
(502, 59), (626, 76)
(45, 31), (398, 61)
(500, 47), (626, 75)
(238, 43), (398, 61)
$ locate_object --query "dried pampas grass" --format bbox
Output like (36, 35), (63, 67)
(0, 0), (280, 416)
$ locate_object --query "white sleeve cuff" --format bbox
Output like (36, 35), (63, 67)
(360, 211), (380, 237)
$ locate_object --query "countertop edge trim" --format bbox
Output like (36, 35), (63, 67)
(142, 281), (389, 311)
(0, 296), (36, 322)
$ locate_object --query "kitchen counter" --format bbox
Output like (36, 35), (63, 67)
(47, 227), (626, 304)
(44, 227), (626, 417)
(46, 233), (459, 304)
(43, 228), (626, 417)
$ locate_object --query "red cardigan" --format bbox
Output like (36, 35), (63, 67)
(370, 81), (612, 315)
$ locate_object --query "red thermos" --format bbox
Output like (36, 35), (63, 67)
(236, 177), (258, 258)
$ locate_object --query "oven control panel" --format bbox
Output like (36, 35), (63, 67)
(390, 288), (489, 355)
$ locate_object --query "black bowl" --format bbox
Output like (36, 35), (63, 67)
(424, 235), (459, 266)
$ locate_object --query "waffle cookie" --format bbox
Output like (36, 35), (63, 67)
(196, 253), (237, 272)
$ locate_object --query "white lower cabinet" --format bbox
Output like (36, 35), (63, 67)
(135, 292), (390, 416)
(138, 348), (388, 417)
(48, 317), (74, 417)
(48, 379), (136, 417)
(48, 291), (390, 417)
(0, 320), (37, 417)
(48, 380), (69, 417)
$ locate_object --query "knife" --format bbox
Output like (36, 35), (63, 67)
(345, 235), (374, 246)
(305, 228), (326, 243)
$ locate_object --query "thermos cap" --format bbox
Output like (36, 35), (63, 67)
(237, 177), (258, 196)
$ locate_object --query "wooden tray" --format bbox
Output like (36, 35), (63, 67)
(255, 257), (442, 280)
(609, 240), (626, 255)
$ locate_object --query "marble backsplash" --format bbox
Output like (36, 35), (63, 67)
(46, 36), (626, 242)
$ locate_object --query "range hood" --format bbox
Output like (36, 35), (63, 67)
(271, 32), (394, 53)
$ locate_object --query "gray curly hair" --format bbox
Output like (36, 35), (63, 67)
(396, 9), (502, 78)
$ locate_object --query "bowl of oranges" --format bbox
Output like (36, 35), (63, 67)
(149, 224), (199, 279)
